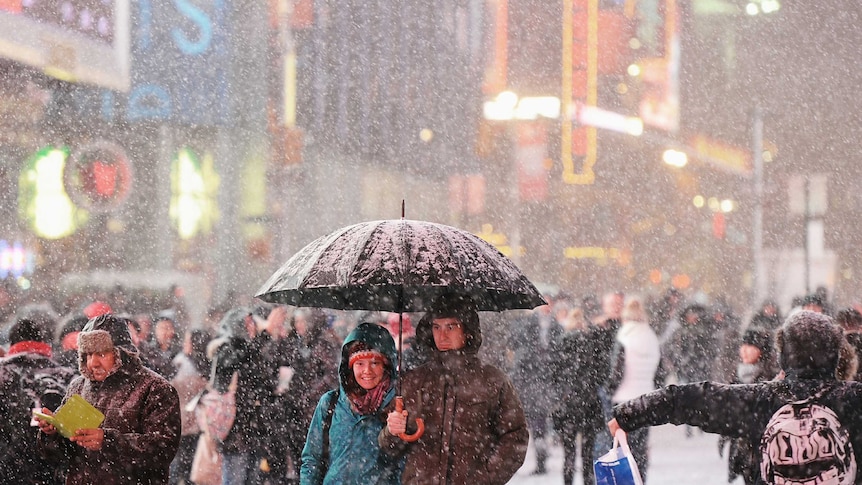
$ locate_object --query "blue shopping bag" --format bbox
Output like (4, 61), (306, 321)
(593, 429), (644, 485)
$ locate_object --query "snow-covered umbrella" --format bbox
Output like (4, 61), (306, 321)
(255, 211), (545, 440)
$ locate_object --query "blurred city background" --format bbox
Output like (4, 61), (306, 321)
(0, 0), (858, 325)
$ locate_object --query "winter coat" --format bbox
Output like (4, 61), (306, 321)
(0, 348), (76, 484)
(612, 370), (862, 485)
(510, 311), (562, 419)
(300, 323), (403, 485)
(608, 320), (662, 403)
(380, 313), (528, 485)
(170, 353), (207, 436)
(37, 350), (181, 484)
(210, 331), (280, 454)
(549, 327), (604, 430)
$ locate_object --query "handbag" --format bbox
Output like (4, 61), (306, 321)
(593, 429), (645, 485)
(190, 433), (222, 485)
(195, 368), (239, 443)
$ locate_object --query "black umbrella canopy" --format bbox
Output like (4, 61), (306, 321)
(255, 219), (546, 313)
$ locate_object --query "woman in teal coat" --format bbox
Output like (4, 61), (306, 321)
(300, 322), (403, 484)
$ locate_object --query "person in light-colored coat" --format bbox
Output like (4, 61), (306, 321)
(606, 295), (664, 483)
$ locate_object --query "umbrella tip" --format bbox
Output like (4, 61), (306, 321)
(401, 200), (405, 219)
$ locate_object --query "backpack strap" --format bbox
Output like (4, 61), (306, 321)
(792, 381), (834, 404)
(319, 389), (339, 480)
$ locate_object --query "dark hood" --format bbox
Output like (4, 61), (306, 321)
(414, 294), (483, 356)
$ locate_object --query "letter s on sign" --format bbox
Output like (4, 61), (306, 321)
(172, 0), (212, 56)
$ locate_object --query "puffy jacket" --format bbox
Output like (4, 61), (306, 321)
(38, 352), (181, 484)
(300, 322), (402, 485)
(380, 311), (528, 485)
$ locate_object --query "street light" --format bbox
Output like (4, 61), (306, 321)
(662, 149), (688, 168)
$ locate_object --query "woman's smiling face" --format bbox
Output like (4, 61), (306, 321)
(353, 357), (386, 390)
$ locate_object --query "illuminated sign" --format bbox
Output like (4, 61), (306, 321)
(18, 146), (85, 240)
(0, 0), (130, 91)
(0, 240), (35, 278)
(75, 1), (231, 125)
(577, 104), (643, 136)
(63, 141), (133, 213)
(689, 134), (752, 175)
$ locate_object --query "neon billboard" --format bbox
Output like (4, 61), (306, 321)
(0, 0), (130, 91)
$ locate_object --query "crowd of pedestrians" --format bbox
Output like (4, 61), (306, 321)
(456, 282), (861, 485)
(3, 280), (862, 484)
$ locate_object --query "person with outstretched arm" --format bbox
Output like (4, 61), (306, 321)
(607, 310), (862, 485)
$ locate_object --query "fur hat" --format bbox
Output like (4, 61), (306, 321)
(78, 313), (134, 353)
(77, 314), (137, 380)
(777, 310), (844, 373)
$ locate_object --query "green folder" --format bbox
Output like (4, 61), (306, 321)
(33, 394), (105, 438)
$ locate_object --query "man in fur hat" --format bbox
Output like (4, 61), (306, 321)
(34, 313), (181, 484)
(608, 310), (862, 485)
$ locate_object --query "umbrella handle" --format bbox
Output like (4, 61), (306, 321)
(395, 396), (425, 442)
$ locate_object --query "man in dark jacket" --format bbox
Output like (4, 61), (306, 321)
(35, 314), (181, 485)
(381, 294), (529, 485)
(0, 318), (76, 484)
(608, 310), (862, 485)
(207, 306), (281, 485)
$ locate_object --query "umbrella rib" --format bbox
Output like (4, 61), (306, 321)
(292, 224), (364, 294)
(335, 221), (381, 286)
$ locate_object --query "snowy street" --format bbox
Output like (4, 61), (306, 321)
(509, 423), (743, 484)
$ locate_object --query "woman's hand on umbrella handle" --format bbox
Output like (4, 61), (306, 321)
(394, 396), (425, 442)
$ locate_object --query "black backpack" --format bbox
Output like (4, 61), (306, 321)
(0, 361), (73, 483)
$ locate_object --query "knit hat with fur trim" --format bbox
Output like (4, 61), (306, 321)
(348, 343), (388, 368)
(777, 310), (844, 374)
